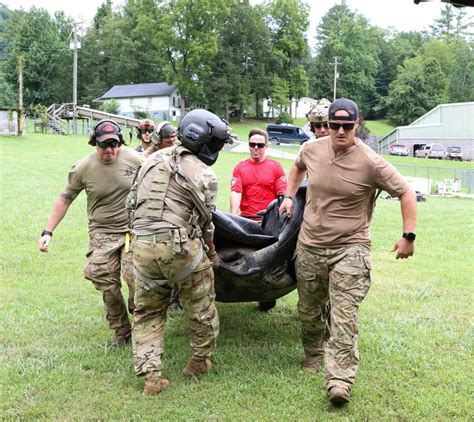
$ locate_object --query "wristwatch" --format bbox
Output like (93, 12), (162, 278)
(402, 232), (416, 241)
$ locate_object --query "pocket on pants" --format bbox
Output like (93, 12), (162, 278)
(84, 251), (110, 280)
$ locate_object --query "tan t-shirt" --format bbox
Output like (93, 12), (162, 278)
(62, 147), (143, 234)
(295, 137), (410, 248)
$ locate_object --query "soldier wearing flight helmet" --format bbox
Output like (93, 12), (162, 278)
(128, 109), (232, 396)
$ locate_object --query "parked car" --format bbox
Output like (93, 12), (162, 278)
(446, 146), (463, 161)
(415, 143), (444, 159)
(266, 124), (310, 145)
(389, 144), (409, 156)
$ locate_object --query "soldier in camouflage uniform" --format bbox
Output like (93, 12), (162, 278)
(38, 119), (144, 347)
(280, 98), (417, 405)
(135, 119), (156, 154)
(142, 121), (178, 159)
(306, 98), (331, 139)
(136, 121), (182, 313)
(128, 109), (232, 396)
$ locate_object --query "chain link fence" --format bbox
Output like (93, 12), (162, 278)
(394, 163), (473, 194)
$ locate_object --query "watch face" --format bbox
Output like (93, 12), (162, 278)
(404, 232), (416, 241)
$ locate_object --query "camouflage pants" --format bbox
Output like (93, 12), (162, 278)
(83, 232), (135, 337)
(295, 242), (371, 392)
(132, 237), (219, 377)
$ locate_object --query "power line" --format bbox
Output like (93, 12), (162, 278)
(28, 29), (74, 109)
(78, 49), (298, 83)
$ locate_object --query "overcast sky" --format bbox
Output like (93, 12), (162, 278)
(2, 0), (471, 49)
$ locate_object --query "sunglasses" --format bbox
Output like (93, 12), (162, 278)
(328, 122), (356, 131)
(139, 128), (154, 134)
(97, 140), (120, 149)
(249, 142), (267, 149)
(314, 122), (329, 129)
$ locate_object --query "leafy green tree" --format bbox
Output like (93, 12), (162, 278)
(430, 4), (472, 41)
(204, 0), (256, 120)
(155, 0), (229, 116)
(32, 104), (49, 133)
(309, 2), (381, 115)
(373, 30), (426, 117)
(275, 111), (293, 124)
(386, 55), (447, 126)
(78, 0), (166, 105)
(446, 39), (474, 103)
(266, 0), (309, 114)
(204, 0), (277, 120)
(100, 99), (120, 114)
(0, 75), (17, 108)
(268, 76), (290, 117)
(1, 7), (73, 107)
(0, 4), (12, 63)
(0, 5), (17, 108)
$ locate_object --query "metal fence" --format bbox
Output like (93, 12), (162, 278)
(394, 163), (474, 194)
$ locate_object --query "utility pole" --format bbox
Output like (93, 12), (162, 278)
(70, 22), (82, 134)
(332, 56), (340, 101)
(18, 55), (24, 137)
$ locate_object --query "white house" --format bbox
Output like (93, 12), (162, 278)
(263, 97), (318, 119)
(98, 82), (181, 121)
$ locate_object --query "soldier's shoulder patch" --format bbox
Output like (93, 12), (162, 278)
(124, 165), (136, 177)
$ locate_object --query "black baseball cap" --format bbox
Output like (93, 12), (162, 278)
(328, 98), (359, 121)
(95, 121), (121, 142)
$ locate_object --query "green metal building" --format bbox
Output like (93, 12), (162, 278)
(378, 102), (474, 160)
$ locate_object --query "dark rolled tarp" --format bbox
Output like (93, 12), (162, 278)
(213, 184), (306, 303)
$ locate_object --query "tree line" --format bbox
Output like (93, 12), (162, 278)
(0, 0), (472, 126)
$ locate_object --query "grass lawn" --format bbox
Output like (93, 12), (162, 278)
(1, 133), (473, 419)
(365, 120), (395, 137)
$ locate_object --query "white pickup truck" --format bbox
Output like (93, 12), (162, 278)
(415, 144), (444, 159)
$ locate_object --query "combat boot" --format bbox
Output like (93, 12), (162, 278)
(182, 357), (213, 378)
(328, 385), (350, 406)
(107, 333), (131, 348)
(302, 356), (323, 374)
(143, 373), (170, 396)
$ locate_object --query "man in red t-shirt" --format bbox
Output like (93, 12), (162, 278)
(230, 128), (287, 219)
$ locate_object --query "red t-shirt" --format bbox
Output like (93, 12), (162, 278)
(231, 158), (287, 217)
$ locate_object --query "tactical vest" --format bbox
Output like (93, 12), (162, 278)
(127, 146), (211, 239)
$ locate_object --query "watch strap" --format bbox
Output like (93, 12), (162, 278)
(402, 232), (416, 241)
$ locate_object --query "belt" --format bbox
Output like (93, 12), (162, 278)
(133, 231), (170, 243)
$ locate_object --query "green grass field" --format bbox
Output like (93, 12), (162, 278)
(365, 119), (394, 137)
(1, 133), (473, 419)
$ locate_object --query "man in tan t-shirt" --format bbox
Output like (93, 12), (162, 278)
(38, 119), (144, 348)
(279, 98), (417, 406)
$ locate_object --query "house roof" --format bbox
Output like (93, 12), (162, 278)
(297, 97), (318, 103)
(100, 83), (176, 99)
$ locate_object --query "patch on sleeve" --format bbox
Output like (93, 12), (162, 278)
(231, 177), (237, 187)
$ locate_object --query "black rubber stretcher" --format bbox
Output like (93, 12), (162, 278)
(212, 184), (306, 307)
